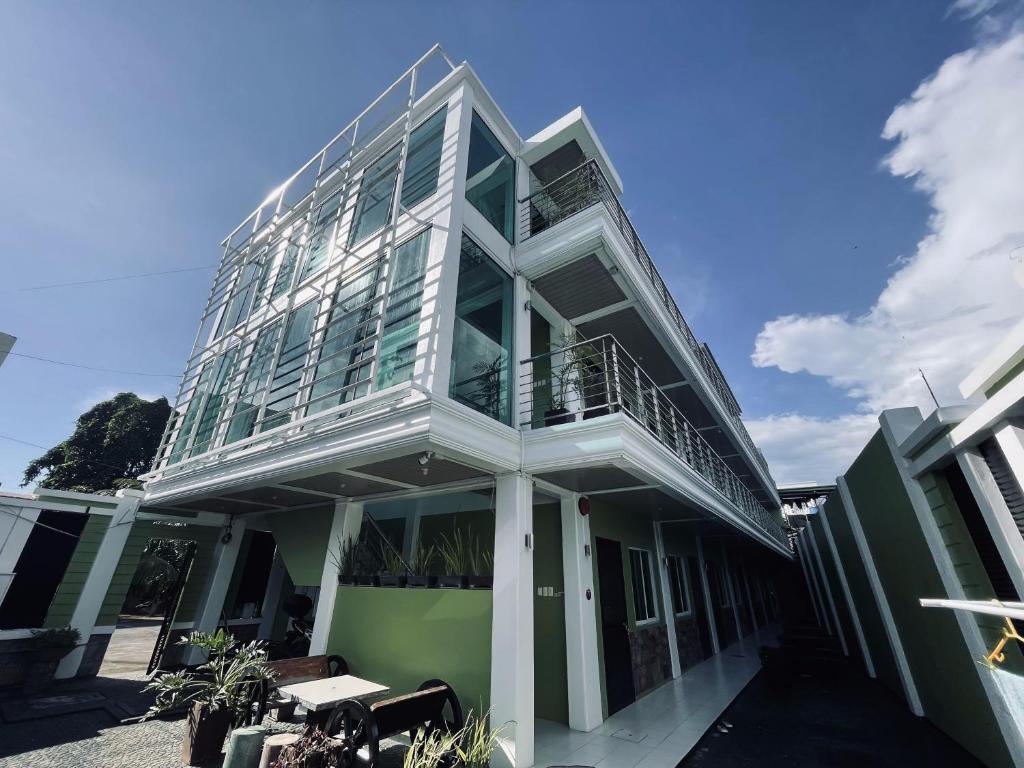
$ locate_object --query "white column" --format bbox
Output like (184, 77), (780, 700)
(490, 474), (534, 768)
(310, 500), (363, 655)
(819, 499), (876, 678)
(796, 534), (827, 630)
(653, 521), (681, 678)
(806, 519), (849, 656)
(995, 422), (1024, 500)
(721, 549), (744, 643)
(560, 494), (602, 732)
(57, 490), (144, 678)
(837, 474), (924, 716)
(257, 551), (288, 640)
(695, 534), (719, 654)
(512, 274), (532, 429)
(185, 515), (248, 664)
(0, 506), (40, 574)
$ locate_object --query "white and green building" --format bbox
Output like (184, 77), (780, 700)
(0, 46), (790, 767)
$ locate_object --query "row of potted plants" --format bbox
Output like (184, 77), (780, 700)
(332, 525), (494, 590)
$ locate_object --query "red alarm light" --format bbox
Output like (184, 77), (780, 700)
(578, 496), (591, 516)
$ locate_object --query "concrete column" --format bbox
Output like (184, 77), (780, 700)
(721, 548), (744, 644)
(185, 515), (248, 664)
(560, 493), (602, 732)
(57, 490), (144, 679)
(695, 534), (720, 654)
(806, 519), (849, 656)
(653, 521), (681, 678)
(310, 500), (363, 655)
(512, 274), (532, 429)
(796, 534), (827, 630)
(995, 421), (1024, 500)
(739, 556), (759, 633)
(490, 474), (534, 768)
(257, 551), (287, 641)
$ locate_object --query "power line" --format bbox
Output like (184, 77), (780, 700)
(0, 433), (153, 478)
(6, 265), (214, 293)
(8, 352), (179, 378)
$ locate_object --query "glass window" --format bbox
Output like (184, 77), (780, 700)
(401, 106), (448, 209)
(349, 144), (402, 246)
(301, 193), (342, 280)
(307, 260), (384, 415)
(168, 362), (212, 465)
(629, 548), (658, 623)
(226, 320), (282, 443)
(261, 302), (317, 432)
(218, 254), (262, 335)
(449, 235), (513, 424)
(668, 555), (690, 616)
(465, 112), (515, 243)
(189, 347), (239, 458)
(272, 240), (301, 299)
(248, 246), (275, 315)
(377, 229), (430, 389)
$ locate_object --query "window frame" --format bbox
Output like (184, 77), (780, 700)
(628, 547), (659, 626)
(400, 105), (448, 210)
(667, 554), (692, 617)
(348, 142), (403, 248)
(464, 110), (516, 244)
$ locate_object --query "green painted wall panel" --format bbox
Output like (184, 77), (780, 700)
(44, 514), (110, 628)
(327, 586), (492, 715)
(844, 431), (1013, 768)
(267, 506), (333, 586)
(533, 503), (568, 724)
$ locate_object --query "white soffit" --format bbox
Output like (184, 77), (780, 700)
(522, 107), (624, 196)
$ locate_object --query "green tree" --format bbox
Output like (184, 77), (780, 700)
(22, 392), (171, 492)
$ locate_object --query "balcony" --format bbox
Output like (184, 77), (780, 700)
(518, 334), (788, 549)
(520, 160), (772, 482)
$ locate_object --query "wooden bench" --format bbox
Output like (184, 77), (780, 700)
(325, 679), (463, 768)
(252, 654), (348, 724)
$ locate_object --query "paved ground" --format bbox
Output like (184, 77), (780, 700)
(680, 662), (986, 767)
(97, 617), (162, 679)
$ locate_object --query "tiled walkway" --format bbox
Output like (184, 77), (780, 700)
(534, 626), (778, 768)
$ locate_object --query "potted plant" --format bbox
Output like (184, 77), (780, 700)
(467, 539), (494, 590)
(331, 536), (357, 586)
(454, 711), (504, 768)
(144, 630), (275, 766)
(436, 525), (472, 589)
(472, 356), (506, 422)
(23, 627), (80, 695)
(544, 332), (598, 426)
(352, 532), (379, 586)
(376, 542), (408, 588)
(273, 726), (343, 768)
(406, 542), (437, 588)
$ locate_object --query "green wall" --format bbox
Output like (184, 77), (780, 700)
(267, 506), (333, 586)
(843, 431), (1013, 768)
(533, 503), (568, 724)
(327, 586), (492, 715)
(96, 521), (220, 626)
(44, 514), (110, 628)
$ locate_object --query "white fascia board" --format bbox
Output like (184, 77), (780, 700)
(459, 62), (524, 153)
(31, 487), (120, 507)
(959, 317), (1024, 400)
(143, 396), (522, 509)
(898, 406), (973, 460)
(950, 373), (1024, 450)
(522, 106), (624, 196)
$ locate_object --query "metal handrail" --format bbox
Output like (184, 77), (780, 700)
(520, 160), (772, 482)
(518, 334), (787, 548)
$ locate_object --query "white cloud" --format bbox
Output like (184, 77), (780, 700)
(750, 29), (1024, 484)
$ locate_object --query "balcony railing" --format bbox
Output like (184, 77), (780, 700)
(519, 334), (787, 549)
(520, 160), (772, 483)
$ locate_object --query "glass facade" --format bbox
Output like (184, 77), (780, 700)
(349, 145), (402, 246)
(449, 235), (513, 425)
(401, 107), (448, 209)
(465, 112), (515, 243)
(377, 229), (430, 389)
(261, 302), (317, 432)
(302, 193), (342, 280)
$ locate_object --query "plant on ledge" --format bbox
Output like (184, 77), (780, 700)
(437, 524), (473, 589)
(377, 540), (409, 588)
(144, 630), (275, 766)
(407, 541), (437, 588)
(24, 627), (81, 695)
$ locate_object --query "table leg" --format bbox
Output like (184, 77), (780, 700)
(305, 707), (332, 731)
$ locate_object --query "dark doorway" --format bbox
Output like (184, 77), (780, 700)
(595, 537), (635, 714)
(0, 511), (87, 629)
(688, 556), (714, 659)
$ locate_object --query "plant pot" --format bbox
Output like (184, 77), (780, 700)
(377, 573), (407, 588)
(544, 407), (573, 426)
(181, 702), (232, 766)
(337, 574), (355, 586)
(406, 575), (438, 588)
(437, 574), (467, 589)
(466, 576), (493, 589)
(582, 406), (610, 420)
(354, 574), (374, 586)
(22, 655), (62, 696)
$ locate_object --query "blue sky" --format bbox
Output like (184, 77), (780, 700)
(0, 1), (1018, 489)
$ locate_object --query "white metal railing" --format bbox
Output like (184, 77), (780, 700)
(519, 334), (787, 548)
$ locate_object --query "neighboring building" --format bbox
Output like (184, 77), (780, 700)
(795, 319), (1024, 768)
(0, 47), (790, 766)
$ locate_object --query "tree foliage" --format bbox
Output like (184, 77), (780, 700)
(22, 392), (171, 492)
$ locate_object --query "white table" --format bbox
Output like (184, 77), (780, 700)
(278, 674), (390, 727)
